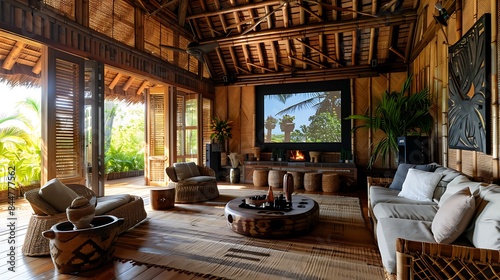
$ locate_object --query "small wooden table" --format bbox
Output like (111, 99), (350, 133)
(150, 187), (175, 210)
(224, 195), (319, 238)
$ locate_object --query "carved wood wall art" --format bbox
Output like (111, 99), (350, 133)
(448, 14), (491, 154)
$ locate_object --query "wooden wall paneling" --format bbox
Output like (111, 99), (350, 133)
(227, 87), (241, 153)
(353, 78), (370, 167)
(239, 86), (255, 155)
(370, 75), (393, 168)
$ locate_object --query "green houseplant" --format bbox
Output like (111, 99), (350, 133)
(210, 116), (232, 151)
(347, 75), (433, 168)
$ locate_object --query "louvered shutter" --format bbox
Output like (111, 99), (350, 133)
(42, 48), (85, 185)
(146, 93), (167, 185)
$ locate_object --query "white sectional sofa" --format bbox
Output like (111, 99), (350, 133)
(368, 163), (500, 279)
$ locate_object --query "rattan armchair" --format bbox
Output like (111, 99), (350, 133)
(165, 164), (219, 203)
(22, 184), (147, 256)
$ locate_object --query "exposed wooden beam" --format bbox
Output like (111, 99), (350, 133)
(212, 12), (417, 47)
(109, 73), (123, 90)
(32, 58), (42, 74)
(122, 76), (135, 91)
(288, 55), (327, 69)
(178, 0), (188, 26)
(137, 80), (148, 95)
(186, 1), (281, 20)
(256, 43), (266, 74)
(295, 38), (343, 67)
(270, 42), (279, 71)
(229, 46), (239, 74)
(2, 42), (25, 70)
(246, 61), (275, 72)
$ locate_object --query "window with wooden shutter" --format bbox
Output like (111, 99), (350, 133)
(146, 92), (167, 185)
(54, 58), (82, 179)
(41, 48), (85, 185)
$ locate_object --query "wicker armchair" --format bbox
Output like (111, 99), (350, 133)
(22, 184), (147, 256)
(396, 238), (500, 279)
(165, 164), (219, 203)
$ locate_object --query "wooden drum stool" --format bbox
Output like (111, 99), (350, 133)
(268, 170), (287, 188)
(287, 171), (304, 189)
(304, 172), (322, 191)
(150, 187), (175, 210)
(253, 168), (269, 187)
(322, 173), (340, 193)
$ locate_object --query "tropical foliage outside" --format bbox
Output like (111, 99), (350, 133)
(0, 85), (145, 190)
(265, 92), (342, 143)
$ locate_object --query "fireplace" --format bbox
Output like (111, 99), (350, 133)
(288, 150), (306, 162)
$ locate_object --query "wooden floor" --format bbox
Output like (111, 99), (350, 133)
(0, 177), (370, 279)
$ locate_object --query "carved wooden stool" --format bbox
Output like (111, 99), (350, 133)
(150, 187), (176, 210)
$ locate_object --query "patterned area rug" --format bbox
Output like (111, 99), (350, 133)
(114, 186), (384, 280)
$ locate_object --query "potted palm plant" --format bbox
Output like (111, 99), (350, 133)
(347, 75), (433, 169)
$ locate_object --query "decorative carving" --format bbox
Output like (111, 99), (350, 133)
(448, 14), (491, 153)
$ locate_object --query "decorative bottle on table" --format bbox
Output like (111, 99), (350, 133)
(267, 185), (274, 206)
(283, 173), (294, 203)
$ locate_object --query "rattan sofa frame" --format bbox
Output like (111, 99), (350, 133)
(22, 184), (147, 256)
(368, 176), (500, 280)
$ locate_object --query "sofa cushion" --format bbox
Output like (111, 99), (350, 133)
(181, 176), (217, 184)
(389, 163), (437, 190)
(38, 178), (79, 212)
(438, 175), (482, 207)
(173, 162), (201, 180)
(377, 218), (435, 274)
(373, 203), (437, 222)
(95, 194), (132, 216)
(432, 187), (475, 244)
(370, 186), (437, 209)
(398, 168), (443, 202)
(465, 184), (500, 249)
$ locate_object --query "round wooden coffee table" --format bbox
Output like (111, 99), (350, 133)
(224, 195), (319, 238)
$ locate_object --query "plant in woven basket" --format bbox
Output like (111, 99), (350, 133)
(210, 116), (232, 144)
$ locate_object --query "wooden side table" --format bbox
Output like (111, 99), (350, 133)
(150, 187), (175, 210)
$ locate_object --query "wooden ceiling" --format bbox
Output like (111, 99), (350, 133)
(142, 0), (419, 85)
(0, 0), (421, 90)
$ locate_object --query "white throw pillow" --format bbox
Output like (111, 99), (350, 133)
(398, 168), (443, 202)
(38, 178), (79, 212)
(432, 187), (475, 244)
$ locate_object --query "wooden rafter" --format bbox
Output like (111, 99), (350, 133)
(122, 76), (135, 91)
(246, 61), (275, 72)
(109, 73), (122, 90)
(2, 42), (25, 70)
(288, 55), (327, 69)
(136, 80), (148, 95)
(295, 38), (343, 67)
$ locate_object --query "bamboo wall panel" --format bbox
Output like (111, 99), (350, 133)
(227, 87), (241, 153)
(353, 78), (370, 167)
(240, 86), (255, 155)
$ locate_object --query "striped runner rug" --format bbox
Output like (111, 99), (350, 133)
(114, 186), (384, 280)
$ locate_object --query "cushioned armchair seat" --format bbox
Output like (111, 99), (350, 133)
(165, 162), (219, 203)
(22, 182), (147, 256)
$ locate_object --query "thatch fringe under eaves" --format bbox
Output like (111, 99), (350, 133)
(0, 64), (41, 89)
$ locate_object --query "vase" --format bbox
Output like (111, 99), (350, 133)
(283, 173), (294, 202)
(230, 168), (240, 183)
(66, 197), (95, 230)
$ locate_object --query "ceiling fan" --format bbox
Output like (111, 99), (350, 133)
(160, 40), (219, 78)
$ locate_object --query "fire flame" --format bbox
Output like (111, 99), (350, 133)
(290, 150), (305, 160)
